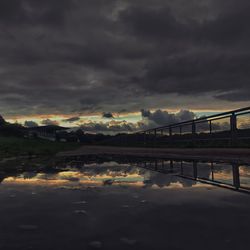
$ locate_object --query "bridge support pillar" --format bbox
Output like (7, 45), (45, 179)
(209, 121), (212, 134)
(230, 113), (238, 146)
(143, 132), (146, 146)
(169, 127), (172, 137)
(192, 122), (196, 134)
(155, 160), (158, 170)
(232, 164), (240, 189)
(170, 160), (174, 173)
(154, 129), (157, 147)
(180, 161), (183, 175)
(192, 122), (196, 147)
(193, 161), (198, 179)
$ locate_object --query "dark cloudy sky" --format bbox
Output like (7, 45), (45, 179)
(0, 0), (250, 129)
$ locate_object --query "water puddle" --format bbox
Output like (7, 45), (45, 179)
(1, 157), (250, 194)
(1, 157), (250, 250)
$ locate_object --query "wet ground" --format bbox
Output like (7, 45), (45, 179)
(57, 145), (250, 162)
(0, 158), (250, 250)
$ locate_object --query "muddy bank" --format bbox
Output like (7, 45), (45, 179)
(57, 146), (250, 163)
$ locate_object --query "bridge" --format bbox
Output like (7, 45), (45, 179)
(111, 106), (250, 147)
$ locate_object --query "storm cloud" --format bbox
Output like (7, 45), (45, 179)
(102, 112), (114, 119)
(24, 120), (38, 127)
(140, 109), (196, 129)
(80, 120), (136, 133)
(62, 116), (81, 123)
(78, 109), (197, 133)
(41, 119), (59, 126)
(0, 0), (249, 117)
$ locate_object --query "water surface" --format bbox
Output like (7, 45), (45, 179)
(0, 157), (250, 250)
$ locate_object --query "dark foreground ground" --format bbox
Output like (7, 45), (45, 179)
(58, 145), (250, 162)
(0, 136), (79, 159)
(0, 171), (250, 250)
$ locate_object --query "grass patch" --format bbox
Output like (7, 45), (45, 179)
(0, 136), (79, 158)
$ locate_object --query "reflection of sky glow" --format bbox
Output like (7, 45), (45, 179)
(2, 162), (249, 191)
(6, 110), (239, 128)
(239, 166), (250, 188)
(5, 112), (142, 128)
(2, 170), (145, 187)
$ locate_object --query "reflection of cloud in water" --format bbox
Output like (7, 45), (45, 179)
(1, 163), (194, 189)
(151, 182), (184, 189)
(2, 168), (146, 187)
(84, 162), (130, 168)
(0, 162), (204, 189)
(145, 171), (195, 188)
(151, 182), (212, 189)
(239, 166), (250, 188)
(3, 161), (248, 190)
(239, 166), (250, 177)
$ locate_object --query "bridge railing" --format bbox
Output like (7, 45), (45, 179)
(134, 106), (250, 146)
(104, 106), (250, 147)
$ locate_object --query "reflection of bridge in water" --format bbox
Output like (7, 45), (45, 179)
(58, 156), (250, 194)
(133, 159), (250, 194)
(2, 157), (249, 194)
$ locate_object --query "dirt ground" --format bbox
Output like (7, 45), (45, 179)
(57, 145), (250, 162)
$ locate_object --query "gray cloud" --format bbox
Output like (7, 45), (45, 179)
(41, 119), (59, 126)
(80, 121), (136, 134)
(0, 0), (250, 117)
(215, 90), (250, 102)
(62, 116), (81, 123)
(0, 0), (72, 27)
(140, 109), (196, 129)
(24, 120), (38, 127)
(102, 112), (114, 119)
(77, 109), (197, 133)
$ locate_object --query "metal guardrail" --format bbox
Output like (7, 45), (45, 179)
(134, 106), (250, 146)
